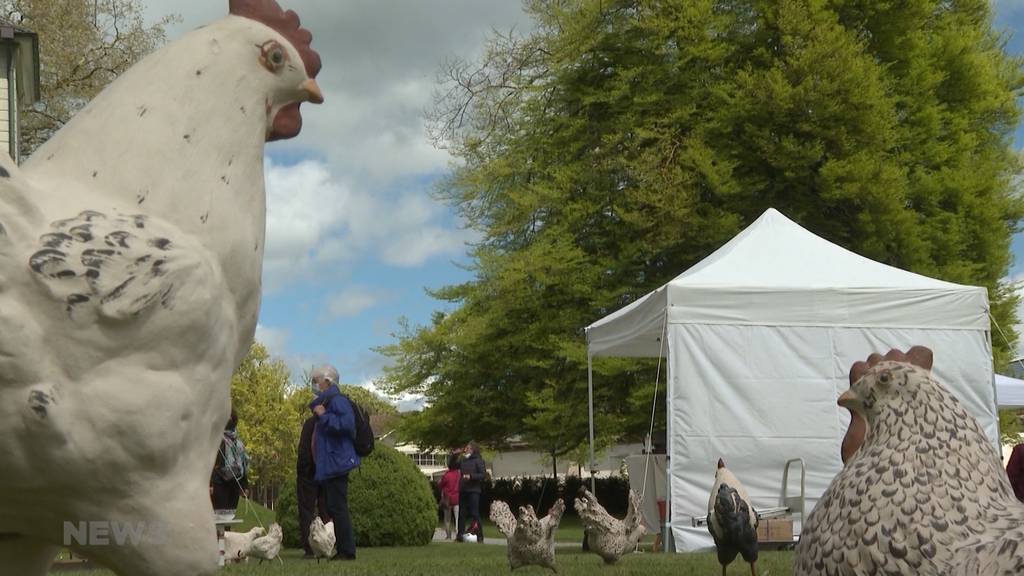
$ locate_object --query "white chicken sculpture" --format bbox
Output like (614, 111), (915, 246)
(309, 517), (336, 562)
(490, 498), (565, 572)
(796, 346), (1024, 575)
(707, 459), (758, 576)
(247, 523), (283, 564)
(0, 1), (322, 574)
(222, 526), (265, 564)
(574, 487), (646, 564)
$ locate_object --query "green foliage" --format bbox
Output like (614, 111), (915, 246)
(380, 0), (1024, 455)
(274, 480), (303, 549)
(348, 444), (437, 546)
(231, 342), (305, 489)
(0, 0), (179, 157)
(1000, 409), (1024, 446)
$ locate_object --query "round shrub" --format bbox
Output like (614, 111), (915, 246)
(349, 444), (437, 546)
(275, 480), (303, 549)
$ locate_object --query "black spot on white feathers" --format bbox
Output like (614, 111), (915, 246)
(200, 212), (209, 224)
(92, 171), (98, 178)
(132, 215), (146, 229)
(221, 175), (229, 185)
(81, 248), (115, 268)
(195, 69), (202, 76)
(0, 166), (9, 178)
(68, 224), (93, 242)
(239, 105), (246, 116)
(29, 249), (67, 275)
(148, 238), (172, 250)
(104, 231), (132, 249)
(137, 105), (148, 118)
(137, 190), (148, 205)
(28, 390), (52, 419)
(0, 222), (6, 236)
(40, 232), (72, 249)
(228, 157), (234, 167)
(183, 133), (191, 142)
(67, 293), (90, 306)
(102, 276), (136, 304)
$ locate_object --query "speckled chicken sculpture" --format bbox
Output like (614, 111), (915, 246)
(490, 498), (565, 572)
(575, 487), (646, 564)
(795, 346), (1024, 575)
(708, 459), (758, 576)
(0, 1), (322, 574)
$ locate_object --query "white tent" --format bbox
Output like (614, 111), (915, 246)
(585, 208), (996, 552)
(996, 373), (1024, 408)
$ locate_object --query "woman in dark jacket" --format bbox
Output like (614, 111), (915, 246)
(210, 410), (249, 512)
(457, 441), (487, 543)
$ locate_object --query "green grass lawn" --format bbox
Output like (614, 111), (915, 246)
(61, 544), (793, 575)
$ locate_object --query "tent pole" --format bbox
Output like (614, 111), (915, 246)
(588, 352), (596, 494)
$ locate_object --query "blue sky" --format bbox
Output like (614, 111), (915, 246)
(140, 2), (1024, 401)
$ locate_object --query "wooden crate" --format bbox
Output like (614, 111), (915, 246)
(756, 516), (793, 543)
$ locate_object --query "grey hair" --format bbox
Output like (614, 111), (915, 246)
(310, 364), (339, 386)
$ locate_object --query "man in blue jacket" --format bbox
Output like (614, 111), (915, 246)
(309, 364), (360, 561)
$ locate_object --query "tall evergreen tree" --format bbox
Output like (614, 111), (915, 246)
(378, 0), (1023, 453)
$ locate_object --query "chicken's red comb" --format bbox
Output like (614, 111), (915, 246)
(229, 0), (321, 78)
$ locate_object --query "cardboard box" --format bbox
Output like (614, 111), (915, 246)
(756, 517), (793, 542)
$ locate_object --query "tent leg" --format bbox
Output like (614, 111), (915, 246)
(588, 354), (596, 493)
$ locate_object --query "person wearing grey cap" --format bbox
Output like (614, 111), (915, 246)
(308, 364), (360, 561)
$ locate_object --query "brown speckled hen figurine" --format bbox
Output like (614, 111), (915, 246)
(0, 1), (321, 574)
(490, 499), (565, 572)
(795, 347), (1024, 575)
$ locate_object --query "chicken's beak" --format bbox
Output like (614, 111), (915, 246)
(300, 79), (324, 104)
(837, 389), (857, 409)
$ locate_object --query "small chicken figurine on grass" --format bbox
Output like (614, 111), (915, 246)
(222, 526), (265, 564)
(490, 498), (565, 572)
(247, 523), (283, 564)
(708, 459), (758, 576)
(574, 487), (646, 564)
(795, 346), (1024, 575)
(309, 517), (336, 562)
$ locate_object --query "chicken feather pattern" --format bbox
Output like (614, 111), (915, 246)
(795, 354), (1024, 575)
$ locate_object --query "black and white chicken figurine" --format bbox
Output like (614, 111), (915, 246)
(708, 458), (758, 576)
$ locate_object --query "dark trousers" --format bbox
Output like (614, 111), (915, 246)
(323, 474), (356, 558)
(297, 476), (327, 555)
(211, 481), (242, 511)
(457, 491), (483, 542)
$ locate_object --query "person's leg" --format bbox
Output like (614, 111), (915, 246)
(296, 477), (316, 556)
(468, 492), (483, 543)
(442, 504), (451, 539)
(329, 474), (356, 559)
(457, 492), (467, 540)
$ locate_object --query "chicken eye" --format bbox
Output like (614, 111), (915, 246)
(878, 370), (892, 385)
(260, 41), (287, 72)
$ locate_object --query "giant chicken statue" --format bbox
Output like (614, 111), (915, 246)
(0, 1), (322, 574)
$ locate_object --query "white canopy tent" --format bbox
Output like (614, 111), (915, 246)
(585, 208), (996, 552)
(996, 373), (1024, 408)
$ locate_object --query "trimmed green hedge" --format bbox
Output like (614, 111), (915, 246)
(349, 444), (437, 546)
(277, 445), (436, 548)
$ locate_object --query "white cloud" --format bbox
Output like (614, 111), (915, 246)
(327, 286), (388, 318)
(262, 158), (473, 290)
(254, 324), (290, 357)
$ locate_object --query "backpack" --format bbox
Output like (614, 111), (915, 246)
(343, 395), (375, 457)
(217, 432), (249, 481)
